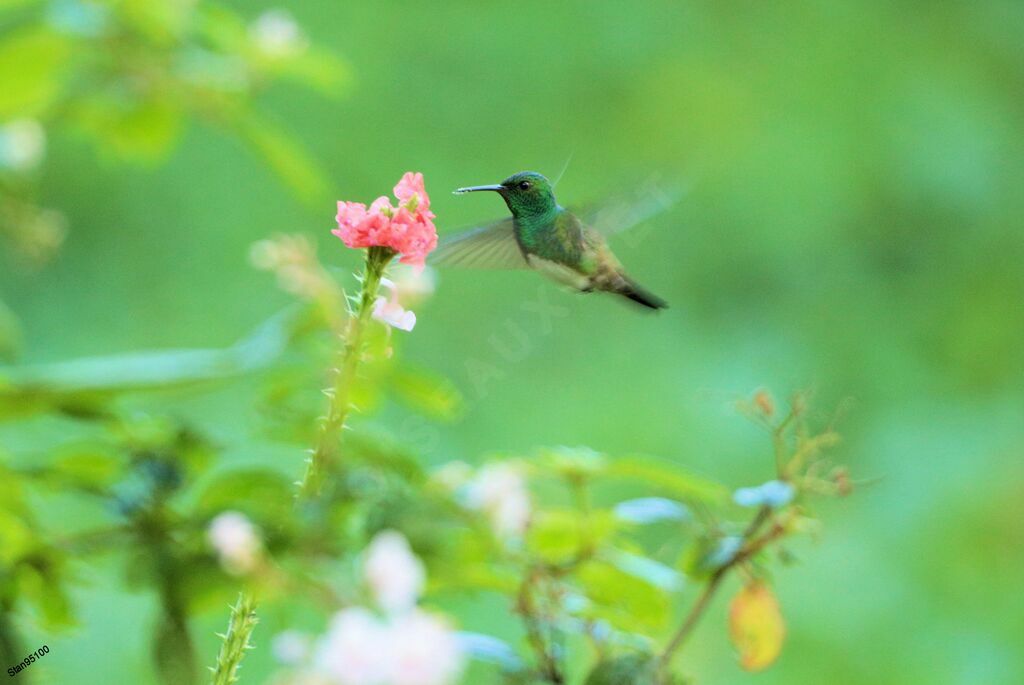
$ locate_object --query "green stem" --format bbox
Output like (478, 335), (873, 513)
(0, 604), (25, 681)
(298, 246), (393, 500)
(517, 568), (564, 684)
(152, 535), (199, 685)
(655, 506), (782, 681)
(209, 592), (259, 685)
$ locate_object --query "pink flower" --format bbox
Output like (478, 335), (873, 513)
(333, 173), (438, 268)
(393, 172), (429, 211)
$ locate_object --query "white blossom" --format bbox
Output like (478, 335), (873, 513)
(273, 630), (312, 665)
(372, 296), (416, 331)
(250, 9), (307, 57)
(315, 608), (390, 685)
(387, 610), (465, 685)
(313, 607), (463, 685)
(466, 463), (531, 539)
(207, 511), (261, 575)
(363, 531), (425, 614)
(0, 119), (46, 172)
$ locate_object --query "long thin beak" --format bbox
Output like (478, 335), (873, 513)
(453, 183), (504, 195)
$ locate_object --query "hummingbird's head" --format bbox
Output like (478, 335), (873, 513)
(454, 171), (557, 218)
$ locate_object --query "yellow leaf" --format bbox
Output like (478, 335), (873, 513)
(728, 581), (786, 671)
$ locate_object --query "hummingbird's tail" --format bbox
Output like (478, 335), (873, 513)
(615, 275), (668, 310)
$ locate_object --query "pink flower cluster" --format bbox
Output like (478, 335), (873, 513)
(333, 172), (438, 268)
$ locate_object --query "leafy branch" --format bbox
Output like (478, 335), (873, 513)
(656, 505), (786, 678)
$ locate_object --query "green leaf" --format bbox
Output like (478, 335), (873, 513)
(387, 364), (464, 421)
(0, 307), (296, 418)
(346, 430), (427, 483)
(49, 445), (124, 491)
(584, 653), (686, 685)
(533, 446), (608, 482)
(232, 111), (330, 206)
(0, 0), (45, 11)
(0, 299), (22, 362)
(527, 508), (616, 563)
(118, 0), (192, 43)
(577, 561), (670, 632)
(606, 549), (684, 592)
(272, 48), (352, 97)
(195, 469), (293, 528)
(72, 95), (185, 162)
(605, 456), (728, 503)
(193, 3), (247, 48)
(728, 581), (786, 672)
(430, 530), (518, 594)
(0, 508), (32, 564)
(18, 554), (74, 627)
(0, 28), (72, 118)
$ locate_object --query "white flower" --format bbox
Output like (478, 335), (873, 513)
(466, 463), (531, 539)
(250, 9), (307, 57)
(0, 119), (46, 172)
(315, 608), (390, 685)
(364, 531), (425, 615)
(207, 511), (261, 575)
(273, 630), (312, 665)
(372, 278), (417, 331)
(313, 607), (463, 685)
(372, 297), (416, 331)
(387, 610), (465, 685)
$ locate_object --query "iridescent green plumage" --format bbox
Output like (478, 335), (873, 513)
(435, 171), (670, 309)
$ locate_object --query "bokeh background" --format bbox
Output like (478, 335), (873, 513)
(2, 1), (1023, 683)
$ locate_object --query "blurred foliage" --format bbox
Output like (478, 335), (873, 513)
(0, 303), (850, 684)
(0, 216), (849, 684)
(0, 1), (1022, 684)
(0, 0), (349, 355)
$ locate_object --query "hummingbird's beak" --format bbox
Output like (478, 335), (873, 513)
(453, 184), (505, 195)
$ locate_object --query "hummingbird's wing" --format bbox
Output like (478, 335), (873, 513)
(579, 179), (685, 237)
(430, 218), (529, 269)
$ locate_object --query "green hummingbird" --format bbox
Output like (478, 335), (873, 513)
(432, 171), (670, 310)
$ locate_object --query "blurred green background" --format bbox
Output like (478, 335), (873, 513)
(2, 1), (1024, 683)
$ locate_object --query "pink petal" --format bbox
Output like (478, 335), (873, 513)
(394, 171), (430, 210)
(369, 195), (393, 215)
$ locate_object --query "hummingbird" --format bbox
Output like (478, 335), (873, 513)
(432, 171), (670, 310)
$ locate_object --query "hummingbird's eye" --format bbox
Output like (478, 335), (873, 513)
(518, 181), (532, 190)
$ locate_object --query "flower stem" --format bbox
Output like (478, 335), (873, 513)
(298, 246), (393, 500)
(209, 592), (259, 685)
(0, 604), (24, 678)
(517, 567), (565, 684)
(656, 506), (784, 681)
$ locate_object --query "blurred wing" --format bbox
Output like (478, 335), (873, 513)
(431, 219), (529, 269)
(581, 179), (686, 237)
